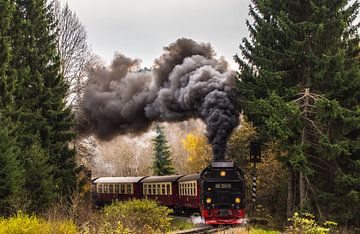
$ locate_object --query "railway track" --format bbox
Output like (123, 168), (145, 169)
(175, 224), (241, 234)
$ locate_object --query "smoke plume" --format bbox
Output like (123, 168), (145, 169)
(82, 38), (239, 161)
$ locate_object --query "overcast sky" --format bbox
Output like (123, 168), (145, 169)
(60, 0), (252, 69)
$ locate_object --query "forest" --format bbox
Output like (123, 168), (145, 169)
(0, 0), (359, 233)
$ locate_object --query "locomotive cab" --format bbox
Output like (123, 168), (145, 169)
(200, 161), (245, 225)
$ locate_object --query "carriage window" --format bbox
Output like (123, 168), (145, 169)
(156, 184), (160, 194)
(144, 184), (148, 195)
(162, 184), (166, 195)
(120, 184), (125, 194)
(152, 184), (156, 194)
(167, 184), (171, 195)
(98, 184), (103, 193)
(127, 184), (132, 194)
(115, 184), (119, 194)
(180, 183), (184, 195)
(179, 181), (197, 196)
(109, 184), (114, 194)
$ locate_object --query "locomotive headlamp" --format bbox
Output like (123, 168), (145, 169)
(235, 197), (241, 204)
(220, 170), (226, 177)
(206, 198), (212, 204)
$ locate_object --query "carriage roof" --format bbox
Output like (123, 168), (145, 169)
(141, 175), (184, 183)
(178, 173), (200, 182)
(93, 176), (146, 184)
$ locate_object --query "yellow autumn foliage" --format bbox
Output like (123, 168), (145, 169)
(0, 211), (77, 234)
(182, 133), (211, 173)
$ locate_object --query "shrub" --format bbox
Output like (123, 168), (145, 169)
(286, 212), (337, 234)
(250, 226), (281, 234)
(170, 216), (194, 232)
(101, 199), (173, 234)
(0, 211), (77, 234)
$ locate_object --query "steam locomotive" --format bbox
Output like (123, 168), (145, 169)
(92, 161), (245, 225)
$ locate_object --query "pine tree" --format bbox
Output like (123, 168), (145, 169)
(23, 139), (56, 211)
(8, 0), (78, 210)
(152, 125), (175, 176)
(236, 0), (360, 225)
(0, 0), (14, 108)
(0, 114), (23, 214)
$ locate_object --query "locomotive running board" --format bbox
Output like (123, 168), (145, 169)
(211, 161), (233, 168)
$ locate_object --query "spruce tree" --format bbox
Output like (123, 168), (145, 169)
(8, 0), (77, 210)
(23, 139), (56, 211)
(152, 125), (175, 176)
(0, 0), (14, 107)
(0, 115), (23, 215)
(236, 0), (360, 225)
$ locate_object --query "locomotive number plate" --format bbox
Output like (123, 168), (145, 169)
(215, 183), (231, 189)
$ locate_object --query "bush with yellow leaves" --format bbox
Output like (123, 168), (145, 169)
(286, 212), (337, 234)
(0, 211), (78, 234)
(100, 199), (173, 234)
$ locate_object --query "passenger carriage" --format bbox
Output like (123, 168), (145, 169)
(178, 174), (200, 210)
(92, 176), (146, 205)
(141, 175), (184, 207)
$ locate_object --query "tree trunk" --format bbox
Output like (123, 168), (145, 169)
(287, 167), (295, 219)
(299, 171), (306, 210)
(299, 88), (309, 210)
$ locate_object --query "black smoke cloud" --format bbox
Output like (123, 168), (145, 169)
(82, 38), (239, 161)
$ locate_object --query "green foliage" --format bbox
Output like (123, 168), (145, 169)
(152, 124), (175, 175)
(22, 139), (55, 212)
(11, 0), (78, 194)
(0, 0), (80, 214)
(286, 212), (337, 234)
(0, 211), (77, 234)
(236, 0), (360, 225)
(101, 199), (173, 234)
(0, 115), (23, 214)
(0, 0), (14, 108)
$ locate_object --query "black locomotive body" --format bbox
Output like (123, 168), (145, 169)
(200, 161), (245, 225)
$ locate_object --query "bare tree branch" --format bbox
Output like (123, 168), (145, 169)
(53, 0), (95, 109)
